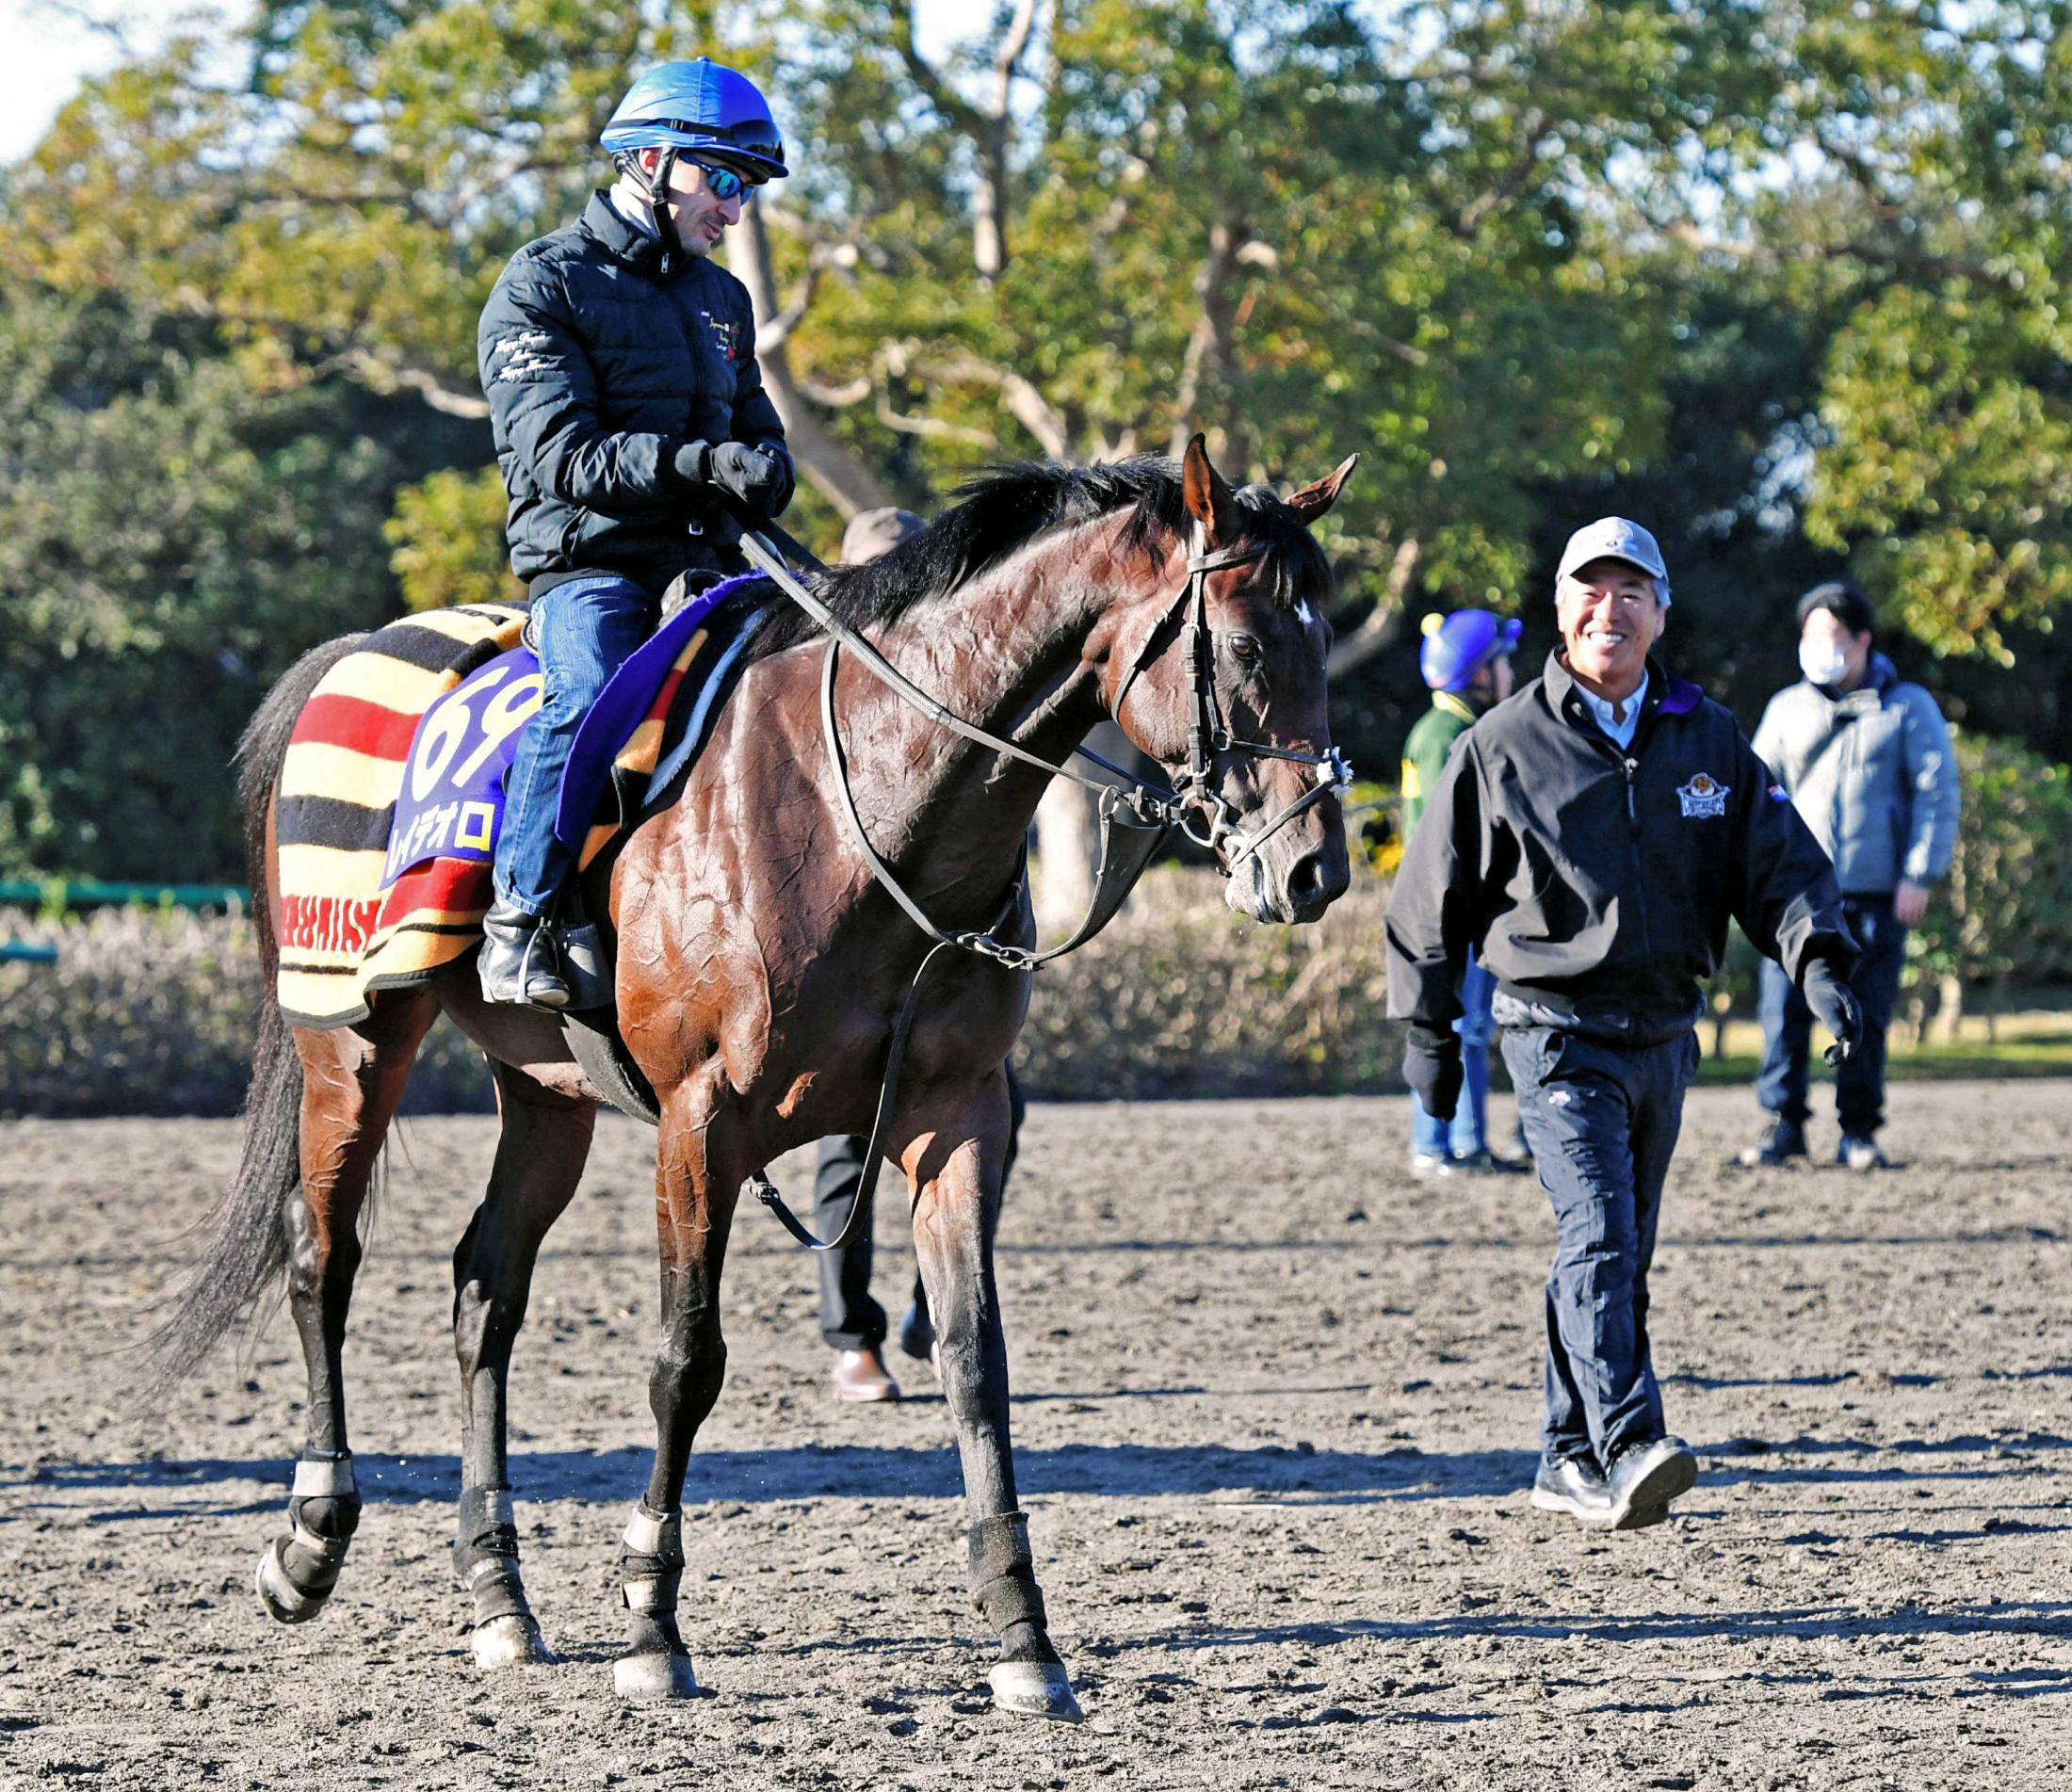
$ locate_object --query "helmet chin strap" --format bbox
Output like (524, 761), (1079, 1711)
(622, 148), (680, 259)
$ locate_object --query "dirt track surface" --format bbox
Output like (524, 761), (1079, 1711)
(2, 1082), (2069, 1789)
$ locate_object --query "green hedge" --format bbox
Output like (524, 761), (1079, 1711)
(15, 743), (2069, 1120)
(0, 872), (1408, 1118)
(0, 906), (493, 1118)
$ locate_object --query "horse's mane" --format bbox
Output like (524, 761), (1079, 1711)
(743, 455), (1330, 662)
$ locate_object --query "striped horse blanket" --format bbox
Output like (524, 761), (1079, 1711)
(274, 582), (764, 1027)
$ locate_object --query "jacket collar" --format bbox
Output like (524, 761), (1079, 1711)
(1542, 650), (1700, 737)
(1808, 649), (1899, 714)
(576, 188), (679, 278)
(1431, 690), (1478, 725)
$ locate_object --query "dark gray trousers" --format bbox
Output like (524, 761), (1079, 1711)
(813, 1068), (1026, 1353)
(1501, 1025), (1699, 1469)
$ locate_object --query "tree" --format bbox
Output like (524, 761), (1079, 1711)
(13, 0), (2072, 882)
(0, 283), (480, 878)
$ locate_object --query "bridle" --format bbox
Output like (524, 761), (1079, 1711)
(731, 519), (1352, 1251)
(1108, 532), (1352, 867)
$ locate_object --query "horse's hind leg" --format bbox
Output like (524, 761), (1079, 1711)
(450, 1061), (595, 1668)
(256, 991), (436, 1625)
(901, 1069), (1081, 1722)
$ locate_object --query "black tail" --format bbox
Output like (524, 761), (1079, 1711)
(148, 634), (368, 1393)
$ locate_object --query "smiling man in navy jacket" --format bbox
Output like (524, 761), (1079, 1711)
(1384, 518), (1861, 1530)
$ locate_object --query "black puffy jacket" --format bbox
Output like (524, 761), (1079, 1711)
(477, 191), (789, 595)
(1385, 653), (1854, 1042)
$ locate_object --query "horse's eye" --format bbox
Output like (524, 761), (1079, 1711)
(1229, 633), (1261, 665)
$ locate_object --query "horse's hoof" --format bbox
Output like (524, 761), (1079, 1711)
(254, 1539), (326, 1625)
(472, 1613), (554, 1670)
(989, 1659), (1083, 1722)
(613, 1651), (699, 1702)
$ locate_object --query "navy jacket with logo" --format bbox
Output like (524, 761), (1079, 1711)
(1385, 652), (1853, 1043)
(477, 191), (788, 596)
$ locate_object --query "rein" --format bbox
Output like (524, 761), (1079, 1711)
(733, 520), (1349, 1252)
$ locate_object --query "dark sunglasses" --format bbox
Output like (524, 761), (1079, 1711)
(685, 156), (753, 203)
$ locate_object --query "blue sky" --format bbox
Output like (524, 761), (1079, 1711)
(6, 0), (216, 163)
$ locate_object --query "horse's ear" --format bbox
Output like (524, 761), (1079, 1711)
(1181, 432), (1238, 547)
(1285, 453), (1359, 525)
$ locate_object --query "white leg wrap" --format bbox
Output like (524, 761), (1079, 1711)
(291, 1455), (358, 1499)
(622, 1505), (679, 1558)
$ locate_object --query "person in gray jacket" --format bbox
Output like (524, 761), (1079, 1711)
(1741, 583), (1961, 1170)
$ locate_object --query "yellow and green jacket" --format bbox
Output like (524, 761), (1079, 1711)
(1400, 690), (1479, 841)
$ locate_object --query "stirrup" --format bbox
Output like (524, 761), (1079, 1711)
(480, 905), (570, 1009)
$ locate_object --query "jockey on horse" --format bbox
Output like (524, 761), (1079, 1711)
(476, 57), (797, 1009)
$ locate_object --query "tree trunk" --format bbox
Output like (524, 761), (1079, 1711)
(1029, 720), (1148, 936)
(729, 207), (894, 520)
(1032, 780), (1099, 937)
(1931, 972), (1965, 1044)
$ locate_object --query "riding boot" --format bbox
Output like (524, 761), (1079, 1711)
(479, 902), (572, 1009)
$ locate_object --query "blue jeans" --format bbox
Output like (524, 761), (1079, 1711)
(493, 575), (656, 916)
(1411, 954), (1495, 1159)
(1503, 1025), (1699, 1468)
(1755, 896), (1910, 1136)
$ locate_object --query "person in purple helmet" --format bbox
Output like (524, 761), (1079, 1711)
(475, 58), (797, 1008)
(1399, 608), (1524, 1175)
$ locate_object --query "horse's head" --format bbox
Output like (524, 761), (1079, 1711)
(1102, 435), (1356, 925)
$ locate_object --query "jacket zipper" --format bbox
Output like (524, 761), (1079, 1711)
(1624, 755), (1651, 966)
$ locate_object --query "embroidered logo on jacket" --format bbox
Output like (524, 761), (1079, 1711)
(700, 310), (741, 363)
(1677, 773), (1729, 818)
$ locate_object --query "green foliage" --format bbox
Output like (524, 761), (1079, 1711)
(1710, 730), (2072, 1031)
(0, 906), (491, 1118)
(1015, 865), (1404, 1098)
(386, 466), (524, 610)
(0, 871), (1403, 1114)
(1909, 731), (2072, 993)
(0, 283), (463, 880)
(11, 0), (2072, 882)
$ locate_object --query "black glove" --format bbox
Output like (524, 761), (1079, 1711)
(674, 439), (791, 523)
(1402, 1023), (1464, 1122)
(1800, 958), (1863, 1066)
(749, 439), (796, 517)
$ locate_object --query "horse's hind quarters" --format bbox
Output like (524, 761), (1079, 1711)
(614, 1651), (702, 1702)
(988, 1659), (1084, 1722)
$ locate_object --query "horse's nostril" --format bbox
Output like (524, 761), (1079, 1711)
(1287, 848), (1348, 912)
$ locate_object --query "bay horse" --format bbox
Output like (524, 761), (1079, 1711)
(154, 436), (1355, 1720)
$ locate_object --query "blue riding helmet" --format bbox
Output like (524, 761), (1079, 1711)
(1419, 609), (1522, 693)
(601, 58), (788, 182)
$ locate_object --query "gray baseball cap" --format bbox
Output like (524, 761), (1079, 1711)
(840, 507), (926, 565)
(1556, 516), (1670, 605)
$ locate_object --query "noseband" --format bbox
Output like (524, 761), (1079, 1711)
(1109, 539), (1353, 867)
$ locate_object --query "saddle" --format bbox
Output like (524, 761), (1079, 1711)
(273, 578), (768, 1029)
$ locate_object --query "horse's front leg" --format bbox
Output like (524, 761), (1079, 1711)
(900, 1068), (1080, 1722)
(612, 1072), (745, 1703)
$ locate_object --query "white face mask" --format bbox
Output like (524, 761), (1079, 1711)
(1800, 639), (1851, 687)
